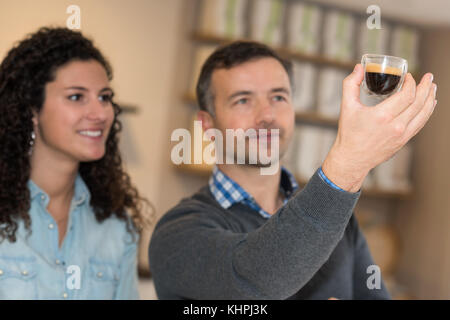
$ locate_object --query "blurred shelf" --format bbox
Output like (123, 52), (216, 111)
(175, 163), (411, 200)
(176, 163), (213, 178)
(294, 111), (338, 127)
(192, 32), (356, 71)
(191, 32), (421, 82)
(120, 104), (139, 114)
(183, 92), (339, 128)
(182, 92), (197, 105)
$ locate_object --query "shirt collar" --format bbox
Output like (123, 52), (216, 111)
(28, 173), (91, 207)
(208, 165), (299, 212)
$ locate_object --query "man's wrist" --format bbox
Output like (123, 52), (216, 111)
(322, 147), (368, 193)
(318, 167), (345, 192)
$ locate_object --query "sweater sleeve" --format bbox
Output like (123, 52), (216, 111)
(149, 169), (360, 299)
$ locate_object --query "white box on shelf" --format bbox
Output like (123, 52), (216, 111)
(197, 0), (248, 39)
(357, 19), (391, 58)
(317, 128), (336, 164)
(281, 134), (298, 174)
(286, 2), (322, 55)
(249, 0), (285, 47)
(292, 62), (317, 113)
(323, 10), (355, 63)
(294, 125), (324, 181)
(316, 67), (346, 119)
(362, 170), (375, 190)
(391, 25), (420, 74)
(373, 144), (413, 192)
(189, 45), (218, 97)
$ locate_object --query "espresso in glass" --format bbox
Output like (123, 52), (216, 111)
(361, 54), (408, 100)
(365, 63), (402, 95)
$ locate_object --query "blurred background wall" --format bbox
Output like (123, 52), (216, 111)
(1, 0), (450, 300)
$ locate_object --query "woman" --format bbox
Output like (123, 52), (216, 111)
(0, 27), (152, 299)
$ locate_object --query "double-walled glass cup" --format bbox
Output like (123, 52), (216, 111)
(361, 54), (408, 100)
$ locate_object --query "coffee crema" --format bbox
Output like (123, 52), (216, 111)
(365, 63), (402, 95)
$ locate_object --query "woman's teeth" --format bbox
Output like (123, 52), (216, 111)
(79, 130), (102, 137)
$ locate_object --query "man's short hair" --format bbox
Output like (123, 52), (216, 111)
(196, 41), (293, 116)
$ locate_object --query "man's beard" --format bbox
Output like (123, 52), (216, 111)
(222, 127), (287, 167)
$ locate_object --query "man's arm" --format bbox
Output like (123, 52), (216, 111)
(149, 169), (360, 299)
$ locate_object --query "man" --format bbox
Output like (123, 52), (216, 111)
(149, 41), (437, 299)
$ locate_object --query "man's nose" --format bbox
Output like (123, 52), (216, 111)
(255, 99), (275, 126)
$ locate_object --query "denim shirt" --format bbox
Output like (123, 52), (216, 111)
(0, 174), (139, 300)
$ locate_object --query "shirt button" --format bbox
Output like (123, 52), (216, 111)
(48, 223), (54, 230)
(62, 292), (68, 299)
(41, 195), (46, 201)
(55, 259), (61, 265)
(0, 269), (3, 276)
(21, 270), (29, 276)
(96, 272), (103, 278)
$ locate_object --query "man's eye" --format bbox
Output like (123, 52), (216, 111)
(236, 98), (248, 105)
(273, 95), (286, 102)
(68, 94), (83, 101)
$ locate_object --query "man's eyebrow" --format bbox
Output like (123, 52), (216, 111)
(271, 87), (290, 95)
(227, 90), (253, 102)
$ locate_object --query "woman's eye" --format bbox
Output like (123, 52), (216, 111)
(99, 94), (113, 102)
(68, 94), (83, 101)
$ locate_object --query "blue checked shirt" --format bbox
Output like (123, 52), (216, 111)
(209, 166), (344, 218)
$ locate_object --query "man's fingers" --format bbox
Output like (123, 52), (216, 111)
(342, 64), (364, 104)
(397, 73), (435, 125)
(379, 73), (416, 117)
(403, 82), (437, 139)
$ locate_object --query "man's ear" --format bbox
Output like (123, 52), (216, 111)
(197, 110), (214, 132)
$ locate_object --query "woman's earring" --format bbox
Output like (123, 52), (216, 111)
(29, 130), (35, 155)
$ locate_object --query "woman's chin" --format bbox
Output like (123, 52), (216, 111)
(78, 150), (106, 162)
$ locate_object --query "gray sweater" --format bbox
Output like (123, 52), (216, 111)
(149, 169), (391, 299)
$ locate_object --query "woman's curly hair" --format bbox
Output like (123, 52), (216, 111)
(0, 27), (153, 243)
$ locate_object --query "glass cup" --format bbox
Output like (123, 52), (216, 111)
(361, 54), (408, 100)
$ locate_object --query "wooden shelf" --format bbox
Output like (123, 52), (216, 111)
(191, 32), (421, 80)
(183, 92), (339, 127)
(294, 111), (338, 127)
(176, 163), (213, 178)
(191, 32), (356, 71)
(120, 104), (139, 114)
(175, 163), (411, 200)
